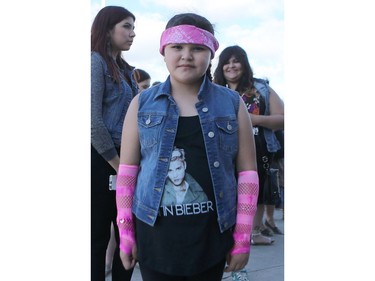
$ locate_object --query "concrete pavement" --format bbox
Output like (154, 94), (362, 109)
(108, 208), (284, 281)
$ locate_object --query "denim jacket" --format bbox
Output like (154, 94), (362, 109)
(133, 76), (240, 233)
(253, 78), (281, 153)
(91, 51), (138, 160)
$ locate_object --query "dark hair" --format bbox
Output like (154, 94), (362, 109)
(91, 6), (135, 84)
(213, 45), (254, 94)
(133, 69), (151, 83)
(165, 13), (215, 81)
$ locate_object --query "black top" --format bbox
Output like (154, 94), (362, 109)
(241, 92), (271, 204)
(135, 116), (233, 276)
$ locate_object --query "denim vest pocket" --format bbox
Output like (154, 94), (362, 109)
(215, 118), (238, 153)
(138, 114), (164, 147)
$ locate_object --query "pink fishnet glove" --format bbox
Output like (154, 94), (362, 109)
(116, 164), (139, 254)
(231, 170), (259, 255)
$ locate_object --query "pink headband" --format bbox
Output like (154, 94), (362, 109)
(159, 24), (219, 58)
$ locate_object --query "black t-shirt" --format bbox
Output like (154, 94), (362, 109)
(135, 116), (233, 276)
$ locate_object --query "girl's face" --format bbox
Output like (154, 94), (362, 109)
(137, 78), (151, 93)
(223, 56), (243, 84)
(164, 43), (211, 84)
(109, 16), (135, 55)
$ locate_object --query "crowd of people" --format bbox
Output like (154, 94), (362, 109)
(91, 5), (284, 281)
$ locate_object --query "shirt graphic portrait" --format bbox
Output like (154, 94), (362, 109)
(161, 147), (209, 209)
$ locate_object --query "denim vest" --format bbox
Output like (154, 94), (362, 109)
(133, 76), (240, 233)
(92, 52), (138, 148)
(253, 78), (281, 153)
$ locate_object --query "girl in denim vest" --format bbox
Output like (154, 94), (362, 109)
(116, 13), (259, 281)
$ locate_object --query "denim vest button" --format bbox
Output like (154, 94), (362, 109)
(227, 124), (232, 130)
(219, 191), (223, 198)
(214, 161), (220, 167)
(202, 107), (208, 112)
(208, 131), (215, 138)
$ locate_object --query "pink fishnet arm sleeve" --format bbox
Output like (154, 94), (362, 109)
(116, 164), (139, 254)
(231, 170), (259, 255)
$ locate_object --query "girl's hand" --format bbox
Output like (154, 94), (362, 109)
(119, 246), (138, 270)
(224, 252), (249, 272)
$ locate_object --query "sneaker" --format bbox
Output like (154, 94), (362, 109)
(232, 269), (250, 281)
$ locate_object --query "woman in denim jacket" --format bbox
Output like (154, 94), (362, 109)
(213, 45), (285, 245)
(91, 6), (138, 281)
(115, 13), (259, 281)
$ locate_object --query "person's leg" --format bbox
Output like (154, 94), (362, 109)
(251, 156), (275, 244)
(277, 157), (284, 219)
(265, 204), (283, 235)
(105, 223), (116, 276)
(250, 156), (274, 244)
(264, 157), (284, 234)
(252, 204), (264, 230)
(251, 204), (274, 244)
(265, 204), (276, 225)
(91, 146), (113, 281)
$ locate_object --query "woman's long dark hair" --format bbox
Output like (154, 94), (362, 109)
(91, 6), (135, 84)
(165, 13), (215, 81)
(213, 45), (254, 94)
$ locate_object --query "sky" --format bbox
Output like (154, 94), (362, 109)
(91, 0), (285, 98)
